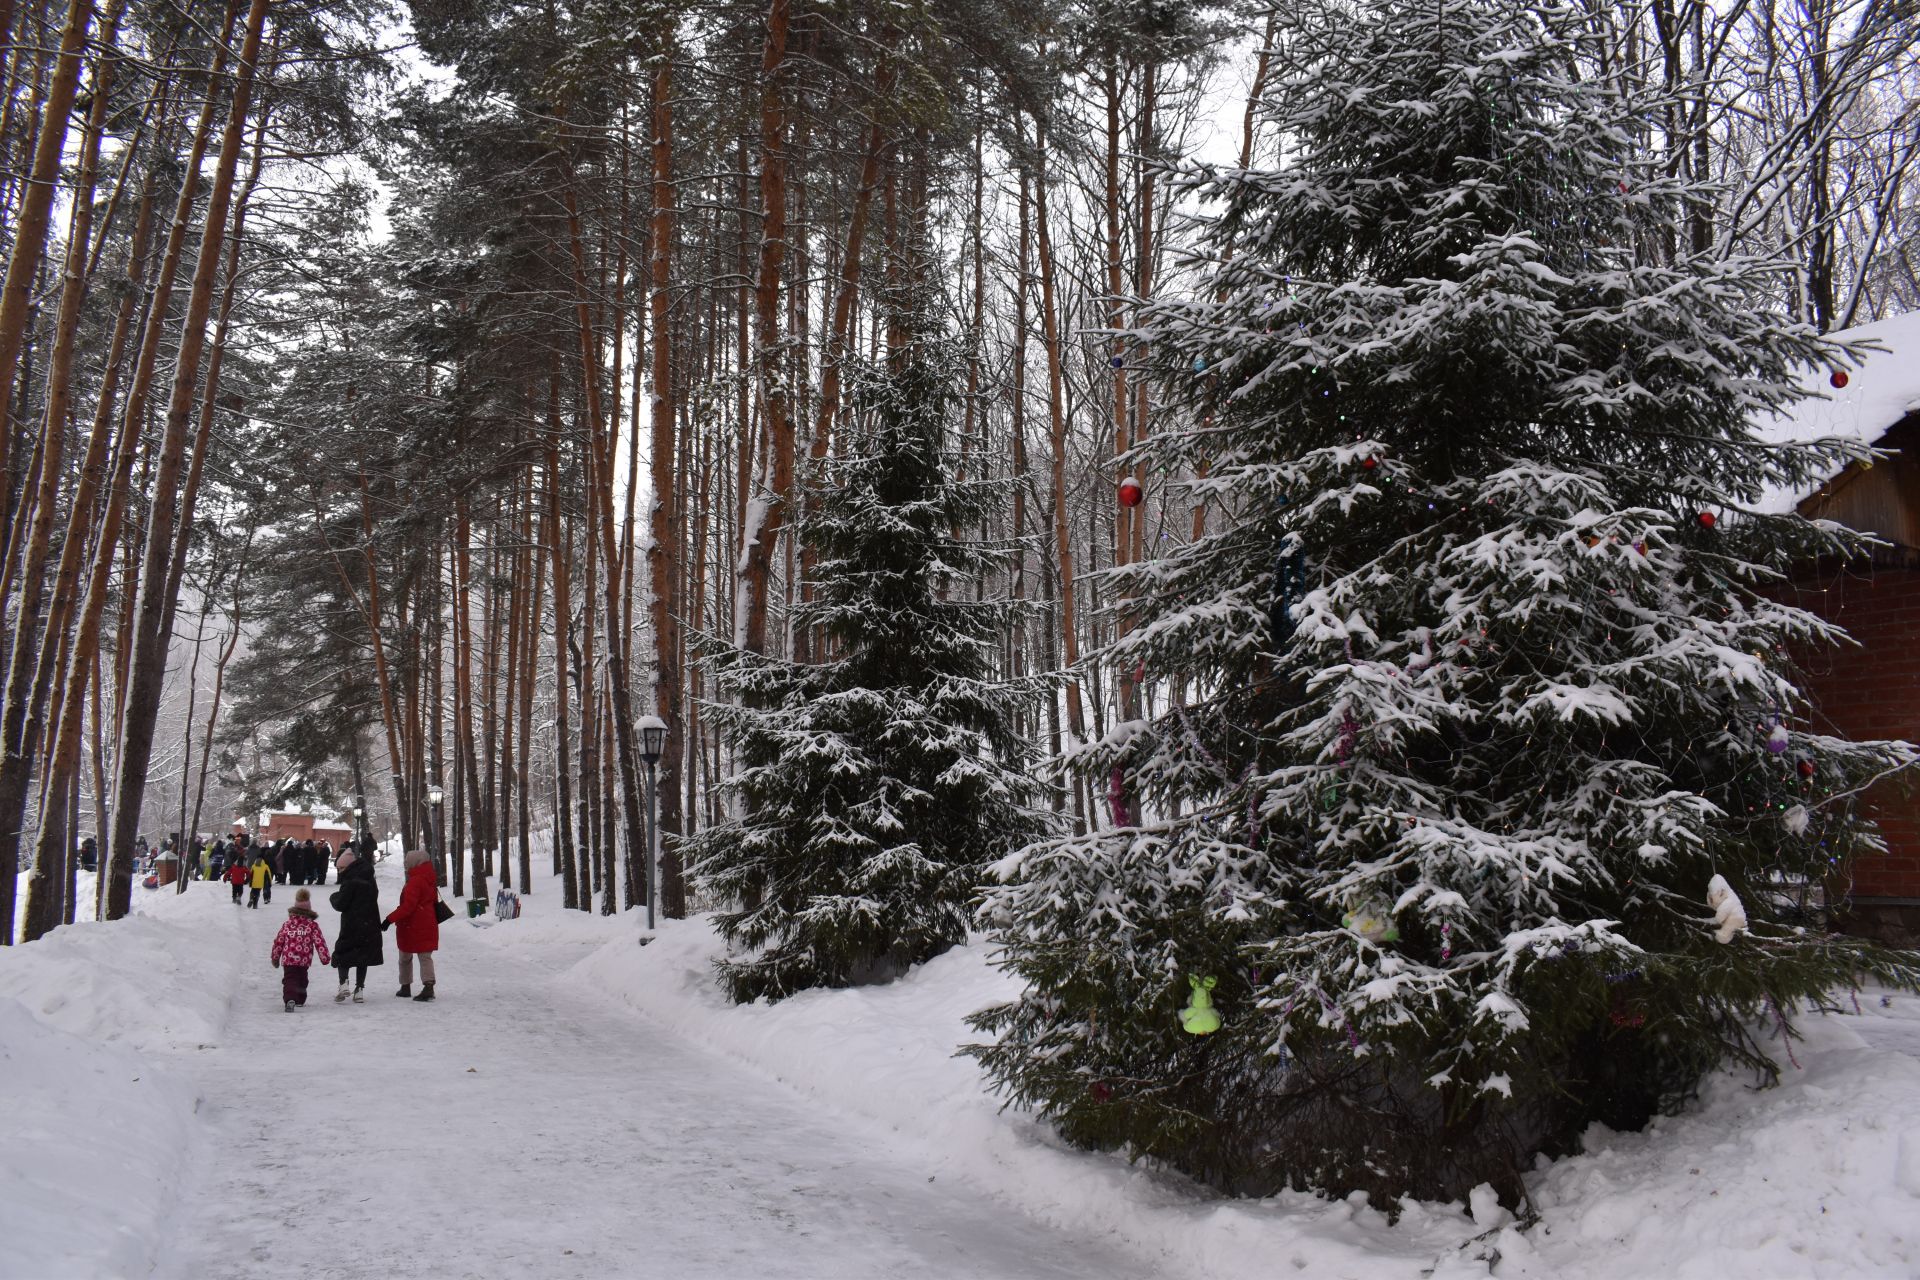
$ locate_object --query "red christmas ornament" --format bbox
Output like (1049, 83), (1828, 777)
(1798, 758), (1816, 779)
(1830, 369), (1849, 390)
(1360, 456), (1378, 471)
(1117, 477), (1144, 508)
(1090, 1082), (1113, 1103)
(1697, 511), (1717, 529)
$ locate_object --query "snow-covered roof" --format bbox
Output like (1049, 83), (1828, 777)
(1757, 309), (1920, 513)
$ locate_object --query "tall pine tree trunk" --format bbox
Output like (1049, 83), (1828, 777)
(104, 0), (271, 919)
(647, 60), (688, 916)
(1031, 123), (1086, 800)
(2, 6), (122, 938)
(0, 0), (93, 439)
(545, 388), (577, 907)
(735, 0), (793, 658)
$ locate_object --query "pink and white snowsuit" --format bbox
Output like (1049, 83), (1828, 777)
(271, 908), (331, 1007)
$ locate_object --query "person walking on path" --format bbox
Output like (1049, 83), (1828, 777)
(329, 848), (383, 1003)
(227, 857), (249, 904)
(384, 848), (442, 1002)
(248, 854), (271, 909)
(270, 889), (332, 1012)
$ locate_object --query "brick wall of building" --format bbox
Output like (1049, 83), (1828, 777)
(1783, 562), (1920, 910)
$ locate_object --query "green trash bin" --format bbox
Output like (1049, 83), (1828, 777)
(466, 898), (486, 919)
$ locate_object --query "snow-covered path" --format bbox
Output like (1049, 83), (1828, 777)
(148, 895), (1157, 1280)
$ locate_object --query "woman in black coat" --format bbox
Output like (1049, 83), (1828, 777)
(328, 849), (384, 1003)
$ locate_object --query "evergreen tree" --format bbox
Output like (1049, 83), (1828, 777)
(968, 0), (1920, 1206)
(686, 330), (1050, 1003)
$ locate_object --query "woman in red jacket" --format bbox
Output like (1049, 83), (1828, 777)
(383, 848), (441, 1002)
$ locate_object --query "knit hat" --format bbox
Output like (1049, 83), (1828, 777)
(335, 849), (357, 870)
(402, 847), (430, 870)
(294, 888), (311, 905)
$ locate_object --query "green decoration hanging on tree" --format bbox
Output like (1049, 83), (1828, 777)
(1179, 976), (1222, 1035)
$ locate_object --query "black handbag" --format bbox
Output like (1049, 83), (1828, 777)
(433, 898), (455, 924)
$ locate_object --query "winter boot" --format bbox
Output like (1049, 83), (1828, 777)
(352, 987), (365, 1003)
(285, 1000), (296, 1013)
(395, 984), (411, 998)
(334, 983), (349, 1003)
(412, 982), (435, 1002)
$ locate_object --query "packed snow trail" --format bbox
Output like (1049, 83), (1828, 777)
(150, 890), (1159, 1280)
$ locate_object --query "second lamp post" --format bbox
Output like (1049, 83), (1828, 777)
(637, 716), (667, 930)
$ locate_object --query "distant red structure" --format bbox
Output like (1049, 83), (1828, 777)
(232, 813), (353, 846)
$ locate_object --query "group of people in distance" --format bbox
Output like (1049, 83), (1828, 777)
(208, 833), (355, 907)
(199, 832), (338, 887)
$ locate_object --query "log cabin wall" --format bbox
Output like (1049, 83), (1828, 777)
(1788, 411), (1920, 943)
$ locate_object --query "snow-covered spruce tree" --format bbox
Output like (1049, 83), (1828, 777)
(968, 0), (1920, 1206)
(685, 327), (1049, 1004)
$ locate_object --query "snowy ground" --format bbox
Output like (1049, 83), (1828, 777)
(5, 864), (1920, 1278)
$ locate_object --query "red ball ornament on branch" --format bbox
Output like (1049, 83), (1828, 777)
(1798, 758), (1816, 779)
(1118, 477), (1144, 508)
(1830, 370), (1849, 390)
(1360, 456), (1379, 471)
(1697, 511), (1717, 530)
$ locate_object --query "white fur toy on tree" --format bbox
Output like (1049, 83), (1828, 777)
(1707, 875), (1748, 944)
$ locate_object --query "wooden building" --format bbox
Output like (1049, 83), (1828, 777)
(1762, 310), (1920, 943)
(233, 812), (354, 847)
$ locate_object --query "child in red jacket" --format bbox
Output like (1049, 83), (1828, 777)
(226, 857), (248, 904)
(270, 888), (332, 1011)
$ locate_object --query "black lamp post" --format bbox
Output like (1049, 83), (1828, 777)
(427, 782), (445, 884)
(638, 715), (667, 930)
(351, 797), (365, 852)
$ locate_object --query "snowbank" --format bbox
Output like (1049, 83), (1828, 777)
(478, 877), (1920, 1280)
(574, 923), (1484, 1277)
(0, 887), (241, 1050)
(485, 891), (1474, 1277)
(0, 885), (245, 1279)
(1488, 997), (1920, 1280)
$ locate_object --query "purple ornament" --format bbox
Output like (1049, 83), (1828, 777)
(1765, 724), (1790, 754)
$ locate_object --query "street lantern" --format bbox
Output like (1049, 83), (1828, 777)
(636, 715), (668, 929)
(425, 782), (446, 885)
(640, 718), (666, 765)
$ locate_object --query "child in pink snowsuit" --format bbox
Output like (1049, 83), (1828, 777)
(270, 888), (332, 1011)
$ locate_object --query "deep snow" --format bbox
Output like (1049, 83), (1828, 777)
(4, 863), (1920, 1278)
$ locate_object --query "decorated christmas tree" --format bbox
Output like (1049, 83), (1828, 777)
(968, 0), (1920, 1205)
(686, 329), (1049, 1004)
